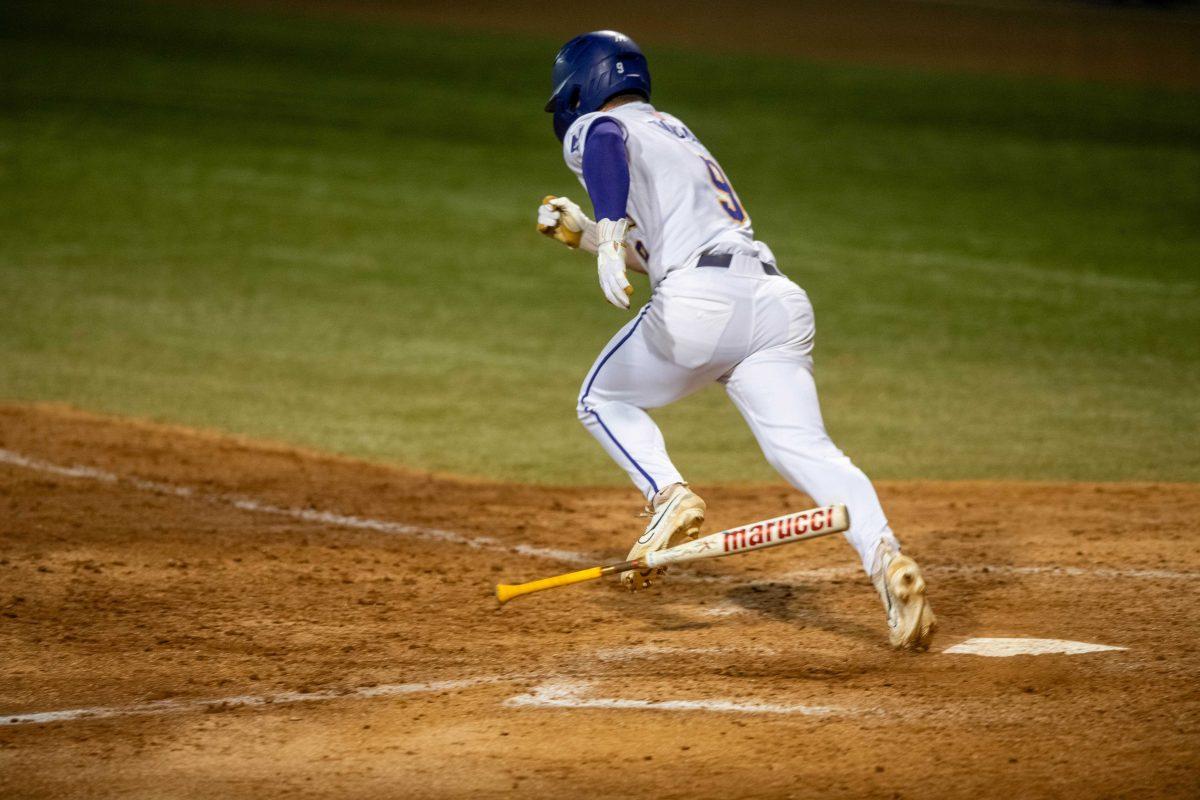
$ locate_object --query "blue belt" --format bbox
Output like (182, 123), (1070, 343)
(696, 252), (782, 277)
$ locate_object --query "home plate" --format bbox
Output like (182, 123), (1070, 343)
(943, 637), (1126, 657)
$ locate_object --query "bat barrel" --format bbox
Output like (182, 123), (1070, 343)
(646, 504), (849, 569)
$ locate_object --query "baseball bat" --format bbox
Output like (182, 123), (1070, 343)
(495, 504), (848, 604)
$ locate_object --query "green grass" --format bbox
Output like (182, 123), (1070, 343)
(2, 1), (1198, 484)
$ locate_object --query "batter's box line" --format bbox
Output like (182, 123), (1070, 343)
(2, 448), (1195, 583)
(770, 564), (1199, 582)
(503, 679), (860, 717)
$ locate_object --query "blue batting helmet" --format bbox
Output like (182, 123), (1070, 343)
(544, 31), (651, 141)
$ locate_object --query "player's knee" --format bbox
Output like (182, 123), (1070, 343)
(760, 434), (854, 478)
(758, 443), (789, 475)
(766, 428), (841, 459)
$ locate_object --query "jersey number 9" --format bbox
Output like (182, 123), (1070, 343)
(701, 157), (746, 223)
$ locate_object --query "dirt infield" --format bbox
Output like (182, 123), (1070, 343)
(0, 403), (1197, 798)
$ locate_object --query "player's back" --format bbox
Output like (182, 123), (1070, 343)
(563, 101), (771, 286)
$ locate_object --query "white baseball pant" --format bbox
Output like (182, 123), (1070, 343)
(577, 257), (900, 574)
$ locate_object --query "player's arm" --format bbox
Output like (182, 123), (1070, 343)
(580, 118), (635, 309)
(536, 196), (646, 274)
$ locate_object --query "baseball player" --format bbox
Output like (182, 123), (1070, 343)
(537, 32), (935, 649)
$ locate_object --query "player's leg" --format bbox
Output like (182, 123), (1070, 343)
(578, 312), (713, 587)
(578, 308), (693, 499)
(577, 275), (745, 499)
(577, 281), (745, 588)
(723, 282), (935, 649)
(724, 350), (934, 649)
(722, 349), (896, 573)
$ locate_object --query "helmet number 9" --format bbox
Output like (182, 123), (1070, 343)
(616, 61), (625, 74)
(701, 157), (746, 223)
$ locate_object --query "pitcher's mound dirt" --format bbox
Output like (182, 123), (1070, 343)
(0, 404), (1196, 798)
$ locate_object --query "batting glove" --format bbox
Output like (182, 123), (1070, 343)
(596, 218), (633, 310)
(536, 195), (598, 252)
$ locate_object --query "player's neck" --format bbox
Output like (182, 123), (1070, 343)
(601, 94), (645, 111)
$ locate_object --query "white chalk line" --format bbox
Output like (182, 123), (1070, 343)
(593, 643), (778, 662)
(2, 448), (1196, 583)
(939, 564), (1195, 580)
(691, 601), (750, 617)
(0, 448), (589, 565)
(0, 676), (506, 727)
(504, 680), (841, 716)
(773, 563), (1198, 582)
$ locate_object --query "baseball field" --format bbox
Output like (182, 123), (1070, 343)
(2, 1), (1198, 797)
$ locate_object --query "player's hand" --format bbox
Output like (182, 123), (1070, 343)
(537, 195), (592, 249)
(596, 218), (633, 310)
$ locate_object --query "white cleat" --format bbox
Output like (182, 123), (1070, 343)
(872, 548), (937, 651)
(622, 483), (706, 591)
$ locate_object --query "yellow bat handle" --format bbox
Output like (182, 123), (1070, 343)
(495, 566), (603, 605)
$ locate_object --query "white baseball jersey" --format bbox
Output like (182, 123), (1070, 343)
(562, 101), (776, 287)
